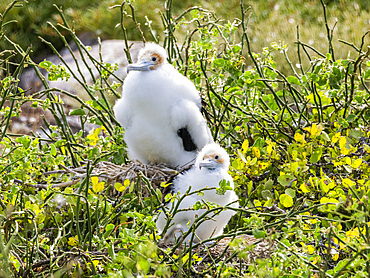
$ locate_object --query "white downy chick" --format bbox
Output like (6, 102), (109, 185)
(156, 143), (239, 244)
(113, 43), (213, 168)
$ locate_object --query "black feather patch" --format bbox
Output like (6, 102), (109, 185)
(177, 128), (197, 152)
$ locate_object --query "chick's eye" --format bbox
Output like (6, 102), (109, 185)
(152, 57), (157, 62)
(215, 155), (219, 160)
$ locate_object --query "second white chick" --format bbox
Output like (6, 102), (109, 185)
(113, 43), (213, 168)
(156, 143), (239, 244)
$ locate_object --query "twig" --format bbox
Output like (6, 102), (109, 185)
(14, 179), (79, 189)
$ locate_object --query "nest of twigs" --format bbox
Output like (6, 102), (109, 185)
(92, 160), (178, 186)
(90, 160), (179, 197)
(17, 160), (178, 194)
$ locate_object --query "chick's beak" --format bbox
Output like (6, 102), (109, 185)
(127, 60), (155, 73)
(199, 158), (219, 170)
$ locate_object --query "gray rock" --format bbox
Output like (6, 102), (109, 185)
(15, 40), (145, 135)
(20, 40), (144, 97)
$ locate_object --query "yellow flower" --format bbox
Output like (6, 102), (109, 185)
(331, 250), (339, 261)
(344, 157), (351, 166)
(304, 123), (323, 138)
(254, 200), (262, 207)
(333, 160), (343, 167)
(252, 147), (261, 158)
(87, 128), (102, 146)
(92, 260), (99, 267)
(91, 176), (105, 193)
(346, 227), (360, 239)
(294, 132), (306, 143)
(331, 132), (341, 144)
(25, 201), (41, 216)
(352, 158), (362, 169)
(242, 139), (249, 153)
(339, 137), (351, 155)
(307, 245), (315, 254)
(309, 218), (318, 224)
(333, 237), (345, 251)
(68, 236), (78, 246)
(342, 178), (355, 187)
(266, 140), (276, 155)
(114, 182), (125, 192)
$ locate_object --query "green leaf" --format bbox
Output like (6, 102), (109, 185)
(214, 58), (225, 67)
(264, 179), (273, 190)
(346, 114), (356, 123)
(226, 87), (240, 94)
(343, 165), (352, 173)
(16, 135), (31, 149)
(277, 175), (295, 186)
(39, 60), (52, 68)
(261, 190), (273, 200)
(333, 66), (341, 77)
(279, 194), (294, 208)
(253, 137), (266, 149)
(349, 129), (364, 140)
(252, 228), (266, 239)
(285, 188), (296, 198)
(69, 108), (86, 116)
(320, 131), (330, 142)
(105, 223), (115, 232)
(42, 98), (50, 110)
(55, 139), (66, 148)
(352, 158), (362, 169)
(137, 259), (150, 273)
(232, 45), (241, 53)
(247, 181), (253, 195)
(309, 148), (322, 163)
(217, 179), (232, 195)
(242, 139), (249, 152)
(50, 144), (57, 156)
(342, 178), (355, 187)
(108, 245), (116, 260)
(90, 117), (103, 126)
(364, 69), (370, 79)
(250, 157), (257, 165)
(287, 76), (300, 85)
(319, 180), (330, 193)
(129, 179), (135, 193)
(156, 188), (162, 200)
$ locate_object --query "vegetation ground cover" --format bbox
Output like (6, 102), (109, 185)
(0, 0), (370, 277)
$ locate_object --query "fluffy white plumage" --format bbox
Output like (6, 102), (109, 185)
(113, 43), (213, 168)
(156, 143), (239, 244)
